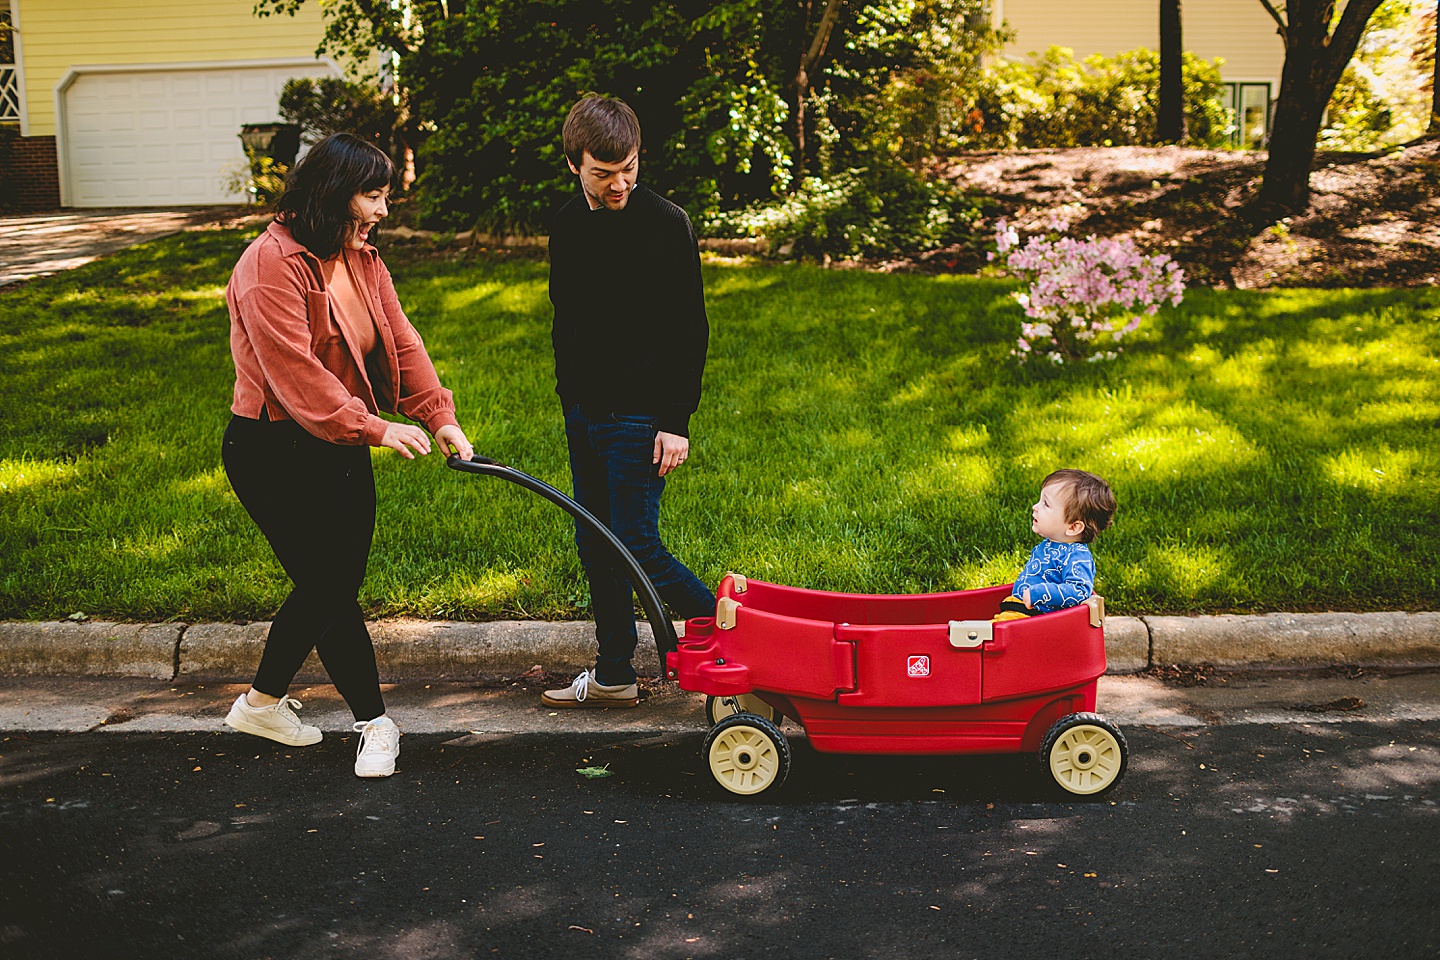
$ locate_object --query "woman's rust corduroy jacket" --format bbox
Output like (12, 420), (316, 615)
(226, 220), (459, 446)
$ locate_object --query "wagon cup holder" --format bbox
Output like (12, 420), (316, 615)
(683, 617), (715, 641)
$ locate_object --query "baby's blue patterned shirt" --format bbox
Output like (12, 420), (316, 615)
(1012, 539), (1095, 612)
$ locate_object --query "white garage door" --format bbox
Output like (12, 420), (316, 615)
(62, 62), (336, 208)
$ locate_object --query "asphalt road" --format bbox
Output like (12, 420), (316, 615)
(1, 694), (1437, 960)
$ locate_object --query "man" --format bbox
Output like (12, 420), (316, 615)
(542, 94), (716, 708)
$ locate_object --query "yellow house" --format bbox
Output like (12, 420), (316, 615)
(993, 0), (1287, 146)
(2, 0), (339, 209)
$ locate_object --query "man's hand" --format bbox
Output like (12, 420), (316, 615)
(435, 424), (474, 461)
(653, 431), (689, 477)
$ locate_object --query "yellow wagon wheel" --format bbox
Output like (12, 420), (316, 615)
(1041, 712), (1129, 798)
(702, 713), (791, 797)
(705, 693), (777, 726)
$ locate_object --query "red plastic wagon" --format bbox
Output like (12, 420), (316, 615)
(668, 573), (1126, 798)
(449, 455), (1128, 799)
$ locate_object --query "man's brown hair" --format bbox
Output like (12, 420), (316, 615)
(1041, 469), (1116, 544)
(563, 95), (641, 168)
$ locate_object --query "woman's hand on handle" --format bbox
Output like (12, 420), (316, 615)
(435, 424), (474, 461)
(379, 422), (432, 459)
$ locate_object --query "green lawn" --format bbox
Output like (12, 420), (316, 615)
(1, 229), (1436, 621)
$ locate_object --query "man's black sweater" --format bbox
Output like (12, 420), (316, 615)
(548, 183), (709, 438)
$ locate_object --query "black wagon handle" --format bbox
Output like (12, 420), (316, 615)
(445, 454), (680, 656)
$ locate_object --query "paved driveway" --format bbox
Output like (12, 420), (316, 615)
(0, 208), (256, 287)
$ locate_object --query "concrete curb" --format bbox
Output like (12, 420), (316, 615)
(1143, 611), (1440, 669)
(1, 612), (1436, 682)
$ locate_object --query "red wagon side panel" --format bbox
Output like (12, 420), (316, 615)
(793, 687), (1096, 755)
(835, 623), (982, 707)
(982, 603), (1106, 702)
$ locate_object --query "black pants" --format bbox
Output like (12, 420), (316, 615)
(221, 415), (384, 722)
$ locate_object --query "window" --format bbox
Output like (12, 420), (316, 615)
(0, 8), (17, 124)
(1222, 82), (1272, 149)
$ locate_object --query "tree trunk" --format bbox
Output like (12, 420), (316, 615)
(794, 0), (844, 176)
(1158, 0), (1185, 142)
(1431, 1), (1440, 133)
(1257, 0), (1386, 212)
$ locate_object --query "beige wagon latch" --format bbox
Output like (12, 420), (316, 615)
(1085, 594), (1105, 628)
(717, 597), (742, 630)
(948, 620), (991, 648)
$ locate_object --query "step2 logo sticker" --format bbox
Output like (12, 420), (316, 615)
(907, 655), (931, 677)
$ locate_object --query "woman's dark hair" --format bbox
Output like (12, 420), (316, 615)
(274, 133), (394, 259)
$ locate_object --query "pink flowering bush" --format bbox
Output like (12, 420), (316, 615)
(989, 219), (1185, 363)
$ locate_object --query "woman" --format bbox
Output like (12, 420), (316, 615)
(220, 133), (473, 778)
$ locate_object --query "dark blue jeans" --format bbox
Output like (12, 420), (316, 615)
(564, 405), (717, 685)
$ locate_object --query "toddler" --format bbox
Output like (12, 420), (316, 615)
(993, 469), (1116, 622)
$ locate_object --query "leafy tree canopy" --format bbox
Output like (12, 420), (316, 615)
(257, 0), (1001, 232)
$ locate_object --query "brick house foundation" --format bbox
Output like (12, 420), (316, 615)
(3, 135), (60, 211)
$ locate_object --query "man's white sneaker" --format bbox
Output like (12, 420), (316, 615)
(541, 670), (639, 708)
(224, 693), (322, 746)
(353, 716), (401, 778)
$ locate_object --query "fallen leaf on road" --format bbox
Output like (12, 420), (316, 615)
(576, 765), (613, 778)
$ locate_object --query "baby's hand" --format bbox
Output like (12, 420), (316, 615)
(1022, 587), (1033, 608)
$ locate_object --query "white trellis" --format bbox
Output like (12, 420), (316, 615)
(0, 65), (18, 122)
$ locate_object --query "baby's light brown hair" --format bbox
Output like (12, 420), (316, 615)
(1041, 469), (1115, 544)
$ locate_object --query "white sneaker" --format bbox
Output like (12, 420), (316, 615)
(224, 693), (321, 746)
(541, 669), (639, 708)
(353, 716), (401, 778)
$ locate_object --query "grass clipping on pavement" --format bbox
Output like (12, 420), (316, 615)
(0, 229), (1436, 621)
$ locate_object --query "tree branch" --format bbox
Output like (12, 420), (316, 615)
(1257, 0), (1288, 48)
(799, 0), (844, 88)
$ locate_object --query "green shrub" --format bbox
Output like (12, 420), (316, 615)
(963, 47), (1231, 149)
(706, 165), (986, 259)
(279, 76), (403, 158)
(1320, 65), (1397, 150)
(225, 151), (289, 205)
(1318, 0), (1428, 150)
